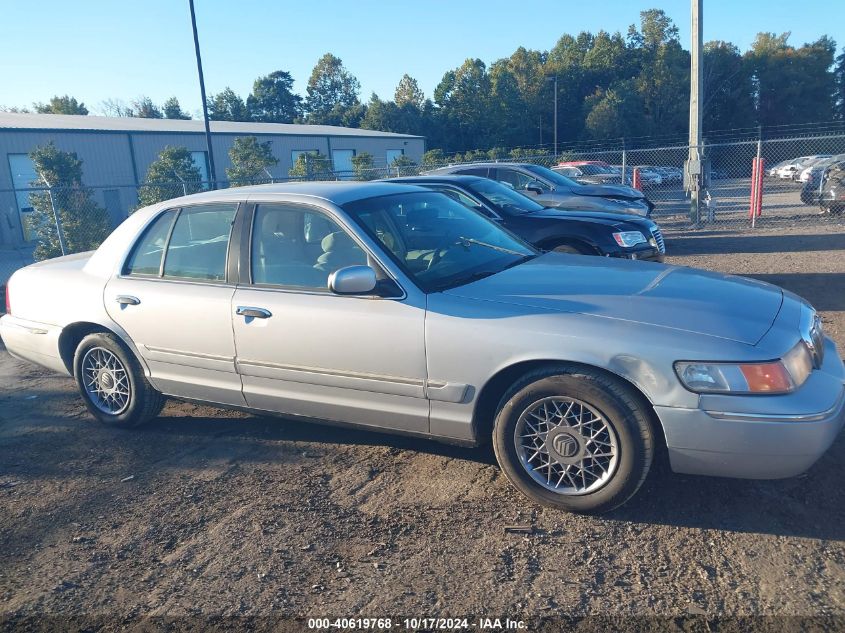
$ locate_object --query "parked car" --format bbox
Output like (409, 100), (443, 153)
(2, 182), (843, 514)
(389, 175), (665, 261)
(631, 166), (664, 187)
(427, 162), (654, 217)
(775, 155), (831, 180)
(553, 162), (626, 186)
(819, 161), (845, 214)
(797, 156), (835, 183)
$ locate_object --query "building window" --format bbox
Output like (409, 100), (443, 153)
(190, 151), (210, 188)
(386, 149), (405, 166)
(291, 149), (320, 164)
(331, 149), (356, 180)
(7, 154), (40, 241)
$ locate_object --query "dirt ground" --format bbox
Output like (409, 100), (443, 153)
(1, 227), (845, 629)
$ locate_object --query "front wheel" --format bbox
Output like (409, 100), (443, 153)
(492, 365), (655, 514)
(73, 332), (165, 427)
(552, 243), (593, 255)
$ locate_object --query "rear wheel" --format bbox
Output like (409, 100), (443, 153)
(492, 365), (654, 514)
(73, 332), (165, 427)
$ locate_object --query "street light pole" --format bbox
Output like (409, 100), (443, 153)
(188, 0), (217, 190)
(546, 76), (558, 158)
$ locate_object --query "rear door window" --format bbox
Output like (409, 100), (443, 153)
(162, 203), (238, 281)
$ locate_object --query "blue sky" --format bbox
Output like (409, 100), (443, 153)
(2, 0), (843, 116)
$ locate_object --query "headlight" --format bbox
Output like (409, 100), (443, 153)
(612, 231), (648, 247)
(675, 341), (814, 395)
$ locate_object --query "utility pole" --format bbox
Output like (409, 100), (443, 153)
(686, 0), (703, 225)
(189, 0), (217, 189)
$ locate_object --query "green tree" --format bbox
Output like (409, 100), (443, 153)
(246, 70), (303, 123)
(132, 96), (163, 119)
(388, 154), (417, 177)
(207, 88), (251, 121)
(226, 137), (279, 184)
(351, 151), (376, 180)
(702, 41), (756, 131)
(304, 53), (362, 124)
(163, 97), (191, 119)
(33, 95), (88, 115)
(26, 143), (110, 260)
(138, 146), (203, 207)
(421, 148), (446, 168)
(288, 152), (334, 181)
(434, 59), (494, 152)
(835, 46), (845, 120)
(394, 74), (425, 108)
(746, 33), (837, 127)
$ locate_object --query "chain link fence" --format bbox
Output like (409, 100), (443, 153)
(1, 133), (844, 275)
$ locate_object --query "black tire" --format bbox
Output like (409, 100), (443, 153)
(552, 243), (593, 255)
(73, 332), (165, 427)
(492, 364), (654, 514)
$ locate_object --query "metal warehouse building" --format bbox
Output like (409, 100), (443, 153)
(0, 113), (425, 248)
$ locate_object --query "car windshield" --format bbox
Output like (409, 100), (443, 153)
(467, 178), (546, 215)
(343, 191), (537, 293)
(523, 164), (582, 188)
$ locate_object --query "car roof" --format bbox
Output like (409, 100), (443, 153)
(145, 180), (428, 208)
(386, 175), (485, 185)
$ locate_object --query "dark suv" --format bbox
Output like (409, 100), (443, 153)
(389, 175), (665, 261)
(427, 162), (654, 217)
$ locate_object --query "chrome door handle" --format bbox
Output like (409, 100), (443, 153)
(236, 306), (272, 319)
(116, 295), (140, 306)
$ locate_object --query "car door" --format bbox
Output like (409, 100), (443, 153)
(230, 201), (429, 434)
(105, 202), (246, 406)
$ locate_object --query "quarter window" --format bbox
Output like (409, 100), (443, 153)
(123, 211), (177, 276)
(162, 203), (238, 281)
(251, 204), (366, 290)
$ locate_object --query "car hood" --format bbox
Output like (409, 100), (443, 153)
(444, 253), (784, 345)
(569, 184), (645, 200)
(530, 207), (651, 229)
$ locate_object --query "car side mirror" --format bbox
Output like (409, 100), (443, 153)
(525, 184), (544, 195)
(328, 265), (377, 295)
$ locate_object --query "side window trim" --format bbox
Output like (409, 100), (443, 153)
(158, 207), (182, 277)
(242, 201), (405, 299)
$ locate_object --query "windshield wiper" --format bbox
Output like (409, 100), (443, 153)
(456, 237), (525, 256)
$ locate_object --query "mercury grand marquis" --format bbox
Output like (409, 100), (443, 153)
(2, 182), (843, 513)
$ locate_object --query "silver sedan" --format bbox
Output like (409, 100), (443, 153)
(2, 182), (843, 513)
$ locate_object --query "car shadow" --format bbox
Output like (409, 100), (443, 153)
(742, 273), (845, 311)
(147, 412), (845, 541)
(666, 232), (845, 256)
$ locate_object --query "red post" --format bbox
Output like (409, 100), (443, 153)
(632, 167), (641, 191)
(749, 158), (759, 220)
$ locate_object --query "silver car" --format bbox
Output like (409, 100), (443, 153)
(2, 182), (843, 514)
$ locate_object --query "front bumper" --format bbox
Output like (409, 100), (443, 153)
(655, 337), (845, 479)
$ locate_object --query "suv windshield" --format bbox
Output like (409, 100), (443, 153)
(343, 192), (536, 292)
(468, 178), (546, 215)
(523, 164), (582, 188)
